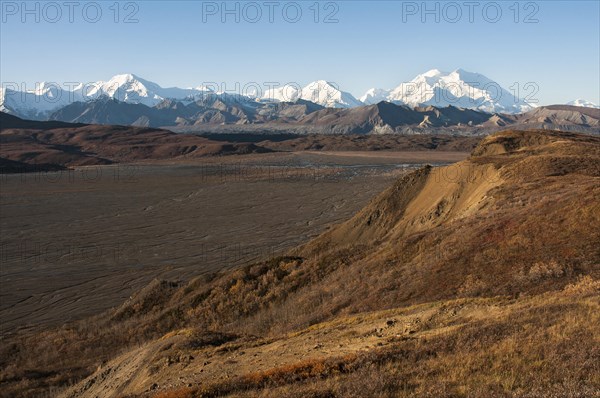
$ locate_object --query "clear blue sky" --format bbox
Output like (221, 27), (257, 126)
(1, 0), (599, 104)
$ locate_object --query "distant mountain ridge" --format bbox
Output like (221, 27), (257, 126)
(1, 69), (555, 119)
(2, 70), (598, 136)
(43, 96), (599, 136)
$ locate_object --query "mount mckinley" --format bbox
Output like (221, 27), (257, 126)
(1, 69), (598, 135)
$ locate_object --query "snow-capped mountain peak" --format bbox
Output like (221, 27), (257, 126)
(1, 81), (78, 119)
(566, 99), (599, 109)
(107, 73), (137, 83)
(88, 74), (153, 101)
(386, 69), (535, 114)
(299, 80), (362, 108)
(422, 68), (443, 77)
(85, 73), (210, 107)
(360, 88), (391, 105)
(260, 80), (362, 108)
(262, 84), (301, 103)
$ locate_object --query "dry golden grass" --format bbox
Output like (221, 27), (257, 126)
(146, 277), (600, 398)
(1, 130), (599, 397)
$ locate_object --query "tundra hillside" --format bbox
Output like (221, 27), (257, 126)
(1, 130), (598, 398)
